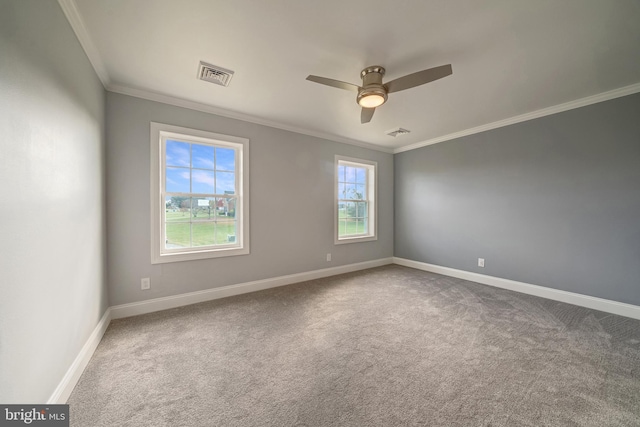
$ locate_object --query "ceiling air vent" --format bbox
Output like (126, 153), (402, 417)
(386, 127), (411, 137)
(197, 61), (234, 87)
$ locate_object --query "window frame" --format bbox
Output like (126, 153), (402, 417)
(334, 155), (377, 245)
(150, 122), (250, 264)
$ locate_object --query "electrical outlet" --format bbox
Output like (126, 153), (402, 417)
(326, 253), (332, 262)
(141, 278), (151, 290)
(478, 258), (485, 268)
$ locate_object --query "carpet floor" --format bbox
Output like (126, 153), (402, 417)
(68, 265), (640, 426)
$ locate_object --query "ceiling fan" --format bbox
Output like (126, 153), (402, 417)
(306, 64), (452, 124)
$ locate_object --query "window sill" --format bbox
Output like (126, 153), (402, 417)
(152, 246), (250, 264)
(334, 235), (378, 245)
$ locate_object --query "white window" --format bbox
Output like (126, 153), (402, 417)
(150, 122), (249, 263)
(335, 156), (377, 244)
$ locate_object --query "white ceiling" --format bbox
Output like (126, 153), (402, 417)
(65, 0), (640, 152)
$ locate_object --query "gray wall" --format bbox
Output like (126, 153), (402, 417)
(395, 93), (640, 306)
(0, 1), (108, 402)
(106, 93), (393, 306)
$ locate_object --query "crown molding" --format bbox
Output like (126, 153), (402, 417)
(58, 0), (110, 87)
(57, 0), (640, 156)
(107, 83), (394, 153)
(110, 80), (640, 156)
(57, 0), (389, 153)
(394, 82), (640, 154)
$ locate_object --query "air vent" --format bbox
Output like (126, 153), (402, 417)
(386, 127), (411, 137)
(197, 61), (234, 87)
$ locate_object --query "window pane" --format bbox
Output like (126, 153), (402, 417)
(215, 219), (236, 244)
(338, 219), (347, 237)
(355, 184), (366, 200)
(165, 140), (190, 167)
(338, 183), (346, 199)
(345, 202), (356, 219)
(192, 144), (215, 170)
(345, 218), (356, 235)
(166, 196), (191, 221)
(192, 170), (215, 193)
(216, 148), (235, 171)
(192, 197), (216, 221)
(345, 184), (357, 200)
(214, 197), (224, 217)
(192, 222), (215, 247)
(355, 167), (366, 184)
(166, 167), (190, 193)
(225, 197), (237, 217)
(357, 202), (367, 218)
(356, 219), (365, 234)
(216, 171), (235, 194)
(165, 223), (190, 248)
(345, 167), (356, 183)
(338, 165), (345, 182)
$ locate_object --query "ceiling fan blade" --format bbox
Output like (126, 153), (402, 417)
(306, 75), (360, 92)
(361, 107), (375, 124)
(385, 64), (452, 94)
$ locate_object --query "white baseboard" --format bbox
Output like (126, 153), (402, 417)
(50, 257), (392, 403)
(110, 257), (393, 319)
(393, 257), (640, 320)
(52, 255), (637, 405)
(48, 308), (112, 404)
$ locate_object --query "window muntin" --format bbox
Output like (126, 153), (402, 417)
(335, 156), (377, 243)
(151, 123), (249, 263)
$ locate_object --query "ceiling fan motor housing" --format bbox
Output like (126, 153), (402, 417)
(357, 66), (388, 107)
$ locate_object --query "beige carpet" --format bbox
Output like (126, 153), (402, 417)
(68, 265), (640, 426)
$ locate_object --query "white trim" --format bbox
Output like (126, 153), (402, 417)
(393, 257), (640, 320)
(111, 258), (393, 319)
(57, 0), (639, 157)
(47, 256), (640, 403)
(394, 82), (640, 154)
(334, 156), (378, 245)
(48, 258), (392, 402)
(110, 81), (640, 155)
(57, 0), (110, 86)
(48, 308), (112, 403)
(150, 122), (250, 264)
(108, 84), (393, 154)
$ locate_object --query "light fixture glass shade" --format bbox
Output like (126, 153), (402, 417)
(358, 94), (386, 108)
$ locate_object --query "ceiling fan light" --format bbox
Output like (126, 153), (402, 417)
(358, 94), (386, 108)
